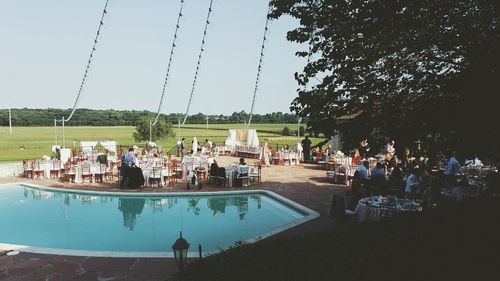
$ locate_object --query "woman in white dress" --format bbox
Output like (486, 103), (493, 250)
(261, 143), (271, 167)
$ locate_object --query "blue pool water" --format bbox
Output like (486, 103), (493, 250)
(0, 184), (315, 256)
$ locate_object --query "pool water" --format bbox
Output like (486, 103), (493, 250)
(0, 184), (316, 256)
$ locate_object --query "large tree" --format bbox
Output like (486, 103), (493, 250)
(133, 116), (175, 142)
(271, 0), (499, 158)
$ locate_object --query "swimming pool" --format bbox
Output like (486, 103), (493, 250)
(0, 183), (318, 257)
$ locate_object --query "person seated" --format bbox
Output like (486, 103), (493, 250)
(210, 159), (219, 176)
(282, 144), (290, 152)
(405, 167), (422, 198)
(388, 163), (404, 192)
(349, 170), (369, 210)
(358, 160), (370, 183)
(371, 162), (386, 177)
(236, 158), (249, 187)
(370, 162), (387, 192)
(237, 157), (248, 175)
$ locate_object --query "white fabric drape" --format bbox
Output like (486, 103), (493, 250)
(225, 129), (259, 147)
(80, 141), (98, 153)
(99, 140), (117, 154)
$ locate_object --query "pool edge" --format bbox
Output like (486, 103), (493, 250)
(0, 182), (320, 258)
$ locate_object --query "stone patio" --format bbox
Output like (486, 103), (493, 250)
(0, 156), (347, 280)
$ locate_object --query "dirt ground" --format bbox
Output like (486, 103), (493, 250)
(0, 156), (347, 280)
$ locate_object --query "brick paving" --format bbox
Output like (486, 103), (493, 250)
(0, 156), (346, 280)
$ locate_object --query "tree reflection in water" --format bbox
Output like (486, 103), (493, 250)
(118, 198), (145, 230)
(207, 196), (250, 220)
(187, 198), (201, 215)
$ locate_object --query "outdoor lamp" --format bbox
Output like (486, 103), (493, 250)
(172, 231), (190, 270)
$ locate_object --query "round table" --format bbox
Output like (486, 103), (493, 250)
(355, 196), (422, 222)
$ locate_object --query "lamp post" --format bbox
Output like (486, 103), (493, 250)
(172, 231), (190, 271)
(297, 117), (302, 143)
(149, 119), (152, 143)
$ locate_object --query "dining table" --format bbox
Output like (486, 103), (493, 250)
(355, 196), (422, 222)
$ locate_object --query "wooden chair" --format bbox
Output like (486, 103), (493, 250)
(149, 166), (163, 188)
(249, 163), (262, 187)
(81, 164), (93, 183)
(64, 165), (76, 183)
(23, 160), (33, 179)
(172, 160), (183, 179)
(106, 165), (115, 182)
(163, 165), (176, 187)
(216, 167), (228, 187)
(94, 164), (106, 183)
(33, 161), (45, 179)
(50, 160), (61, 179)
(237, 166), (250, 187)
(329, 194), (356, 223)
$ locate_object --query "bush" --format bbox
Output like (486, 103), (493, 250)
(282, 126), (291, 136)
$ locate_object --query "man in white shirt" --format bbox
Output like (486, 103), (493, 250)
(444, 152), (460, 187)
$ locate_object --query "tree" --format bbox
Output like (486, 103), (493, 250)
(271, 0), (500, 158)
(282, 126), (292, 136)
(133, 117), (175, 142)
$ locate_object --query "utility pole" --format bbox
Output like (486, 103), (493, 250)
(54, 119), (57, 146)
(178, 118), (181, 142)
(206, 115), (209, 130)
(8, 108), (12, 134)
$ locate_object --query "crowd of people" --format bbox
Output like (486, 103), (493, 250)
(346, 137), (484, 209)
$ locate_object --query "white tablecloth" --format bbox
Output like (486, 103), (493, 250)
(355, 197), (422, 222)
(74, 164), (105, 183)
(142, 168), (174, 187)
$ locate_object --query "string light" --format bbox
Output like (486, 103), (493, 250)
(152, 0), (186, 126)
(181, 0), (215, 126)
(247, 0), (272, 127)
(60, 0), (111, 123)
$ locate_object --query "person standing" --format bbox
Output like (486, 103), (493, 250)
(180, 138), (186, 159)
(359, 139), (370, 159)
(301, 136), (312, 163)
(444, 151), (460, 188)
(120, 147), (136, 189)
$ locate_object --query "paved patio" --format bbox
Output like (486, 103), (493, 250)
(0, 156), (347, 280)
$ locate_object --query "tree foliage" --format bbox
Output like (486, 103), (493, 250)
(133, 117), (175, 142)
(0, 109), (301, 126)
(271, 0), (500, 158)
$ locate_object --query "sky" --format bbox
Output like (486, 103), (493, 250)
(0, 0), (307, 115)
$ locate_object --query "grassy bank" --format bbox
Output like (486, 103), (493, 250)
(0, 124), (321, 162)
(179, 199), (500, 281)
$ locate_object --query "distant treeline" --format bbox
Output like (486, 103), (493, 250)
(0, 108), (300, 126)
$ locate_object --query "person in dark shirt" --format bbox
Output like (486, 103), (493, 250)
(210, 160), (219, 176)
(301, 136), (312, 163)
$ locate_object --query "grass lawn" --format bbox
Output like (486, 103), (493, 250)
(0, 124), (321, 162)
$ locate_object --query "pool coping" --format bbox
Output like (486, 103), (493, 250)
(0, 182), (320, 258)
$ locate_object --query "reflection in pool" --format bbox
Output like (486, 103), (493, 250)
(0, 184), (314, 255)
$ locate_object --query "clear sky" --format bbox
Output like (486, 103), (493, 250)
(0, 0), (307, 115)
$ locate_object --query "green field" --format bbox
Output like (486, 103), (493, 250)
(0, 124), (321, 162)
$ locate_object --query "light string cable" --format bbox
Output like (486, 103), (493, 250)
(152, 0), (186, 126)
(61, 0), (111, 123)
(246, 0), (272, 127)
(181, 0), (215, 126)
